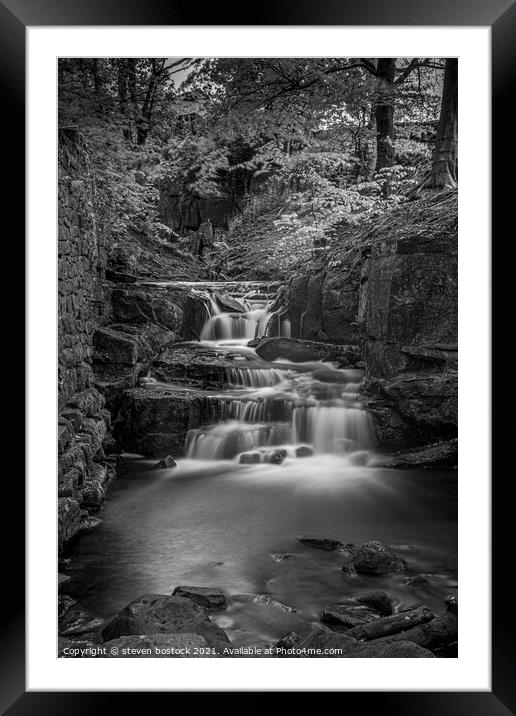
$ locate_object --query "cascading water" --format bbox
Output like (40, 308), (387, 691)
(184, 283), (374, 463)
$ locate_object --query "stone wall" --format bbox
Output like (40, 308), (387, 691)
(58, 128), (115, 553)
(58, 127), (107, 407)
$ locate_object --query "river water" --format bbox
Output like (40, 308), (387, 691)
(66, 283), (457, 647)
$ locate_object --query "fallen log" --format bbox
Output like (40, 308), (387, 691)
(346, 605), (434, 641)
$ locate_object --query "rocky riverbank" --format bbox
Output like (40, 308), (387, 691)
(59, 539), (457, 658)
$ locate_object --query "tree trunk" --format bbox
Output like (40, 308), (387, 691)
(422, 58), (458, 189)
(375, 59), (396, 171)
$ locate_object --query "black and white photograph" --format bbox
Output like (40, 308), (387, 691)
(56, 55), (459, 660)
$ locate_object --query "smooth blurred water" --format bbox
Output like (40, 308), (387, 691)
(67, 455), (457, 647)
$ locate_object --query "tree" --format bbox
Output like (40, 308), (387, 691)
(419, 58), (458, 189)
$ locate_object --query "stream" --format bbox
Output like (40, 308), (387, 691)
(66, 282), (458, 647)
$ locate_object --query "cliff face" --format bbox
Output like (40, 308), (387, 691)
(359, 192), (457, 449)
(283, 191), (458, 453)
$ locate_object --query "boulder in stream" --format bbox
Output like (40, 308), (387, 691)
(172, 586), (228, 611)
(154, 455), (177, 469)
(298, 536), (344, 552)
(239, 452), (261, 464)
(342, 540), (407, 575)
(101, 594), (230, 648)
(295, 445), (313, 458)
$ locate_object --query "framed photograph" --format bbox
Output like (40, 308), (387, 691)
(6, 0), (506, 707)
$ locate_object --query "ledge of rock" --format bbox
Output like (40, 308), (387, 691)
(254, 337), (360, 366)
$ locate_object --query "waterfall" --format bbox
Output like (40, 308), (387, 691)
(167, 281), (373, 464)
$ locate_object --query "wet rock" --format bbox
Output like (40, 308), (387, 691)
(445, 594), (458, 615)
(348, 450), (369, 466)
(264, 449), (287, 465)
(255, 337), (322, 362)
(343, 540), (407, 575)
(252, 594), (296, 613)
(102, 633), (216, 657)
(172, 586), (228, 612)
(298, 536), (344, 551)
(274, 632), (301, 652)
(295, 445), (313, 458)
(118, 386), (208, 457)
(102, 594), (230, 648)
(293, 630), (433, 657)
(406, 575), (429, 586)
(80, 515), (103, 531)
(321, 603), (380, 631)
(154, 455), (177, 469)
(311, 366), (348, 384)
(239, 452), (261, 464)
(271, 553), (295, 562)
(350, 590), (393, 617)
(214, 292), (245, 313)
(346, 605), (434, 641)
(58, 497), (82, 553)
(58, 596), (104, 640)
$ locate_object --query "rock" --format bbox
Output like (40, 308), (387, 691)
(298, 536), (344, 552)
(93, 327), (138, 365)
(58, 637), (99, 657)
(295, 445), (313, 458)
(101, 594), (230, 648)
(214, 292), (245, 313)
(293, 629), (433, 658)
(311, 366), (348, 384)
(105, 268), (137, 283)
(118, 386), (209, 457)
(350, 590), (393, 617)
(321, 603), (380, 631)
(271, 553), (295, 562)
(58, 573), (71, 591)
(406, 575), (429, 586)
(252, 595), (296, 613)
(154, 455), (177, 469)
(58, 597), (104, 639)
(374, 439), (458, 469)
(274, 631), (301, 651)
(255, 337), (322, 362)
(58, 497), (82, 553)
(111, 286), (184, 333)
(445, 594), (458, 615)
(264, 449), (287, 465)
(348, 450), (369, 466)
(346, 605), (434, 641)
(239, 452), (261, 464)
(172, 586), (228, 612)
(255, 337), (359, 365)
(384, 607), (457, 653)
(80, 515), (103, 531)
(360, 193), (457, 380)
(102, 633), (216, 657)
(344, 540), (407, 575)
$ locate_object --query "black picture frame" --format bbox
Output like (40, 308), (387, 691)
(6, 0), (506, 710)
